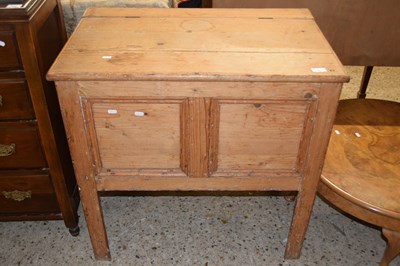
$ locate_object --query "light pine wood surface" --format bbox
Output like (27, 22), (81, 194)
(48, 8), (348, 260)
(48, 8), (348, 83)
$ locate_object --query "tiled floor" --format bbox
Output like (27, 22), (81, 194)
(0, 66), (399, 266)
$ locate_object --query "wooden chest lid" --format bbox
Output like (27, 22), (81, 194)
(47, 8), (349, 83)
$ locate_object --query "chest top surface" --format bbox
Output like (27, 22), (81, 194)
(47, 8), (348, 83)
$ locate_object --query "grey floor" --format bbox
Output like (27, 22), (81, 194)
(1, 66), (399, 266)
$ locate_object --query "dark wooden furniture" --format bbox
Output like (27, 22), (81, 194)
(0, 0), (79, 235)
(210, 0), (400, 97)
(318, 99), (400, 266)
(202, 0), (212, 8)
(48, 8), (348, 260)
(177, 0), (201, 8)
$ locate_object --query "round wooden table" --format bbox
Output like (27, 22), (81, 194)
(318, 99), (400, 266)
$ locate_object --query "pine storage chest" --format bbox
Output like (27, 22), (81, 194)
(47, 8), (349, 260)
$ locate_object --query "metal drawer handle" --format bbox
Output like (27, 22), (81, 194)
(2, 190), (32, 202)
(0, 95), (3, 107)
(0, 40), (5, 47)
(0, 143), (16, 156)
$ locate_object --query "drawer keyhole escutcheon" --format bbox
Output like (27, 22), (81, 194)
(0, 143), (16, 157)
(2, 190), (32, 202)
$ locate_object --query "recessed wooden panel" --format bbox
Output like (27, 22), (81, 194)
(215, 100), (309, 173)
(91, 101), (181, 170)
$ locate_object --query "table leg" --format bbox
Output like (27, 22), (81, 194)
(357, 66), (374, 99)
(380, 229), (400, 266)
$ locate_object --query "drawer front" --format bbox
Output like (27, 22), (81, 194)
(0, 170), (59, 214)
(0, 122), (47, 169)
(0, 30), (21, 70)
(0, 80), (34, 120)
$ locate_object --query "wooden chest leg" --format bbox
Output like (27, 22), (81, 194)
(284, 190), (315, 259)
(55, 82), (110, 260)
(284, 84), (342, 259)
(380, 229), (400, 266)
(79, 182), (110, 260)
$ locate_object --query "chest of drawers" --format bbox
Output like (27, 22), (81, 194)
(47, 8), (349, 259)
(0, 0), (79, 234)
